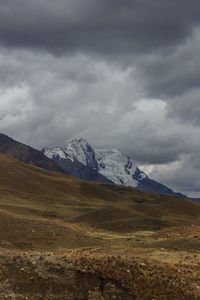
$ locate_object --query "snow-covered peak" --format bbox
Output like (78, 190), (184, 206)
(94, 146), (139, 187)
(42, 137), (147, 188)
(64, 137), (98, 170)
(42, 147), (74, 161)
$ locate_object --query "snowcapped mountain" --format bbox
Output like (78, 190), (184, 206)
(42, 136), (181, 196)
(0, 133), (187, 197)
(43, 137), (148, 187)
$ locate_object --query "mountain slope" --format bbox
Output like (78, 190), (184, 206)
(43, 136), (184, 196)
(0, 153), (200, 240)
(0, 133), (63, 173)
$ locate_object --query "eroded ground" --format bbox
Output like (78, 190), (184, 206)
(1, 224), (200, 299)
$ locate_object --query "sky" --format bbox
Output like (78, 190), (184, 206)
(0, 0), (200, 197)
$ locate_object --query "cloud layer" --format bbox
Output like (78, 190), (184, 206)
(0, 0), (200, 196)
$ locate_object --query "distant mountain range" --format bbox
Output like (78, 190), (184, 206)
(42, 136), (186, 197)
(0, 133), (191, 198)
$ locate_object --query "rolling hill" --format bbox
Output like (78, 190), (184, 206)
(0, 153), (200, 251)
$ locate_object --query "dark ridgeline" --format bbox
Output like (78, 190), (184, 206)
(0, 133), (63, 173)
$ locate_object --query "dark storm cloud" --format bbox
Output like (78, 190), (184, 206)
(167, 89), (200, 126)
(134, 29), (200, 97)
(0, 0), (200, 55)
(1, 0), (200, 102)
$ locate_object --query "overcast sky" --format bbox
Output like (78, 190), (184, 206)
(0, 0), (200, 196)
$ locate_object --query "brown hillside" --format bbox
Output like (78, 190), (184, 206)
(0, 153), (200, 251)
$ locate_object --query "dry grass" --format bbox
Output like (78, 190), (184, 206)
(69, 250), (200, 299)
